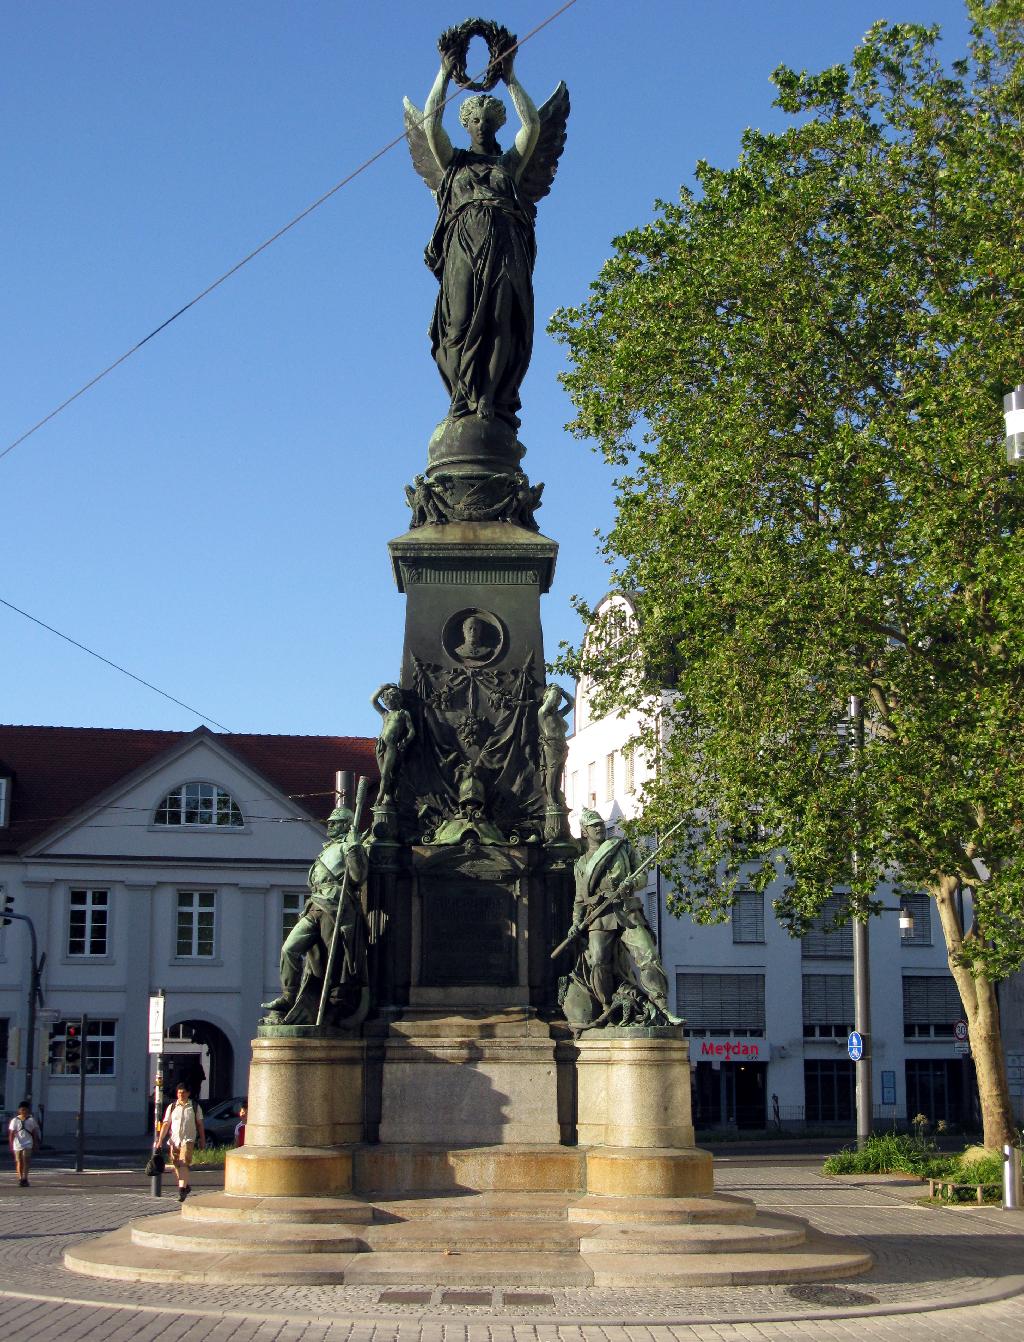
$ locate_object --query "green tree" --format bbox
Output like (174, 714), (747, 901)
(550, 2), (1024, 1148)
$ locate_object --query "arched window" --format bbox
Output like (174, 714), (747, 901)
(155, 782), (243, 828)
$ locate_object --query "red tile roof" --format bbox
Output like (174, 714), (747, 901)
(0, 725), (378, 854)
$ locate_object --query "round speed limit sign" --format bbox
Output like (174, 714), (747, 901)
(954, 1019), (969, 1042)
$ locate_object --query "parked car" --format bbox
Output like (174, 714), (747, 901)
(202, 1096), (248, 1145)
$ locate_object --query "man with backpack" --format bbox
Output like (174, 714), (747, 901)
(154, 1082), (206, 1202)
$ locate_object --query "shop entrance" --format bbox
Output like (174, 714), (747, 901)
(693, 1060), (768, 1129)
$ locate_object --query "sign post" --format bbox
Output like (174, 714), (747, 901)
(74, 1013), (88, 1174)
(847, 1030), (864, 1063)
(149, 991), (165, 1197)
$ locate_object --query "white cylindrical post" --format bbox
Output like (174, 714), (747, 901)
(1003, 1143), (1022, 1210)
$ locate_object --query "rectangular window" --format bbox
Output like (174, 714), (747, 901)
(604, 753), (615, 801)
(801, 893), (853, 959)
(587, 762), (597, 807)
(804, 1059), (855, 1122)
(731, 890), (765, 944)
(900, 892), (932, 947)
(48, 1018), (116, 1076)
(569, 771), (579, 807)
(802, 973), (854, 1037)
(903, 974), (964, 1038)
(176, 891), (216, 958)
(0, 777), (9, 827)
(282, 891), (304, 944)
(68, 888), (109, 957)
(676, 972), (765, 1034)
(624, 748), (635, 795)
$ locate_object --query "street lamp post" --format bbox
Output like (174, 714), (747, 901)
(847, 699), (915, 1147)
(848, 696), (873, 1149)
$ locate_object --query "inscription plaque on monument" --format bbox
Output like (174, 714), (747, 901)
(420, 878), (517, 986)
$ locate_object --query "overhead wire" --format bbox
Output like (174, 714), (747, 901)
(0, 596), (233, 732)
(0, 0), (580, 468)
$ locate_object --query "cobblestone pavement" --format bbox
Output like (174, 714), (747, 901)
(0, 1159), (1021, 1339)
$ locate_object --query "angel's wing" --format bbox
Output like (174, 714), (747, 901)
(518, 82), (570, 214)
(403, 97), (445, 195)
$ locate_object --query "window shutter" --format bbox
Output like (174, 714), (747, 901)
(803, 974), (854, 1025)
(676, 973), (765, 1031)
(903, 975), (963, 1025)
(802, 893), (853, 958)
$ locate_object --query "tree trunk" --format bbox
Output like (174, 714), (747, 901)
(933, 876), (1016, 1150)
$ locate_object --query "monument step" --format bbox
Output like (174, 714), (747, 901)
(337, 1250), (595, 1288)
(133, 1212), (593, 1256)
(183, 1192), (375, 1224)
(65, 1224), (873, 1289)
(578, 1213), (807, 1255)
(362, 1218), (591, 1253)
(131, 1214), (366, 1255)
(371, 1191), (579, 1221)
(567, 1192), (758, 1225)
(583, 1234), (873, 1287)
(64, 1227), (356, 1286)
(354, 1143), (586, 1196)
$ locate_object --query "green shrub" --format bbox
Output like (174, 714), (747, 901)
(189, 1144), (229, 1168)
(822, 1132), (941, 1176)
(823, 1135), (1012, 1201)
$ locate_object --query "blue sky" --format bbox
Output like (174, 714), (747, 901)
(1, 1), (973, 740)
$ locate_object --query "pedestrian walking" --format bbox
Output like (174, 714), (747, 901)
(154, 1082), (205, 1202)
(233, 1105), (246, 1147)
(8, 1100), (40, 1186)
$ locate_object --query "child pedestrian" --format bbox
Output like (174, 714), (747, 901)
(155, 1082), (205, 1202)
(8, 1101), (40, 1186)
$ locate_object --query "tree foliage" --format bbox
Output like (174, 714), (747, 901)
(550, 4), (1024, 979)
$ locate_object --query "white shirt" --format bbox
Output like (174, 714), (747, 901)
(163, 1099), (203, 1144)
(9, 1115), (40, 1151)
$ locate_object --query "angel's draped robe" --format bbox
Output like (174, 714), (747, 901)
(425, 149), (536, 429)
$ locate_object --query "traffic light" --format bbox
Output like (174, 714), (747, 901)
(64, 1020), (83, 1072)
(0, 894), (13, 927)
(48, 1032), (63, 1071)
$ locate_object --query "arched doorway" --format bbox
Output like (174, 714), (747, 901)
(165, 1020), (235, 1101)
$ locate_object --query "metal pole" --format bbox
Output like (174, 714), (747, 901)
(151, 988), (165, 1197)
(24, 922), (40, 1107)
(1003, 1144), (1022, 1209)
(849, 695), (873, 1149)
(4, 912), (44, 1107)
(75, 1012), (88, 1174)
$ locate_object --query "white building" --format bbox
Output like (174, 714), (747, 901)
(0, 724), (375, 1136)
(565, 592), (998, 1133)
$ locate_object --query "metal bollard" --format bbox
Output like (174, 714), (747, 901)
(1002, 1143), (1022, 1210)
(150, 1166), (163, 1198)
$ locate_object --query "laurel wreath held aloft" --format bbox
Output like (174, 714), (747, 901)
(438, 18), (518, 92)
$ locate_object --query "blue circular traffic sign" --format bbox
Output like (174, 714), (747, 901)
(847, 1031), (864, 1061)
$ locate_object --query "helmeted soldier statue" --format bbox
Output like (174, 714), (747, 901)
(261, 804), (370, 1028)
(564, 807), (680, 1028)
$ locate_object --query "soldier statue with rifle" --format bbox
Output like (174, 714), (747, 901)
(261, 781), (370, 1029)
(554, 808), (682, 1031)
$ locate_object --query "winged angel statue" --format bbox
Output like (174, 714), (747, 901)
(404, 25), (569, 433)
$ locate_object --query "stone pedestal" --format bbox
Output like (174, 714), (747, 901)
(378, 1009), (572, 1146)
(575, 1030), (695, 1148)
(224, 1035), (365, 1197)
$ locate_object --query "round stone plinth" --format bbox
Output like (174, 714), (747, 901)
(585, 1146), (714, 1198)
(225, 1145), (354, 1198)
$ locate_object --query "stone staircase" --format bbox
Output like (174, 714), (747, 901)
(65, 1189), (873, 1287)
